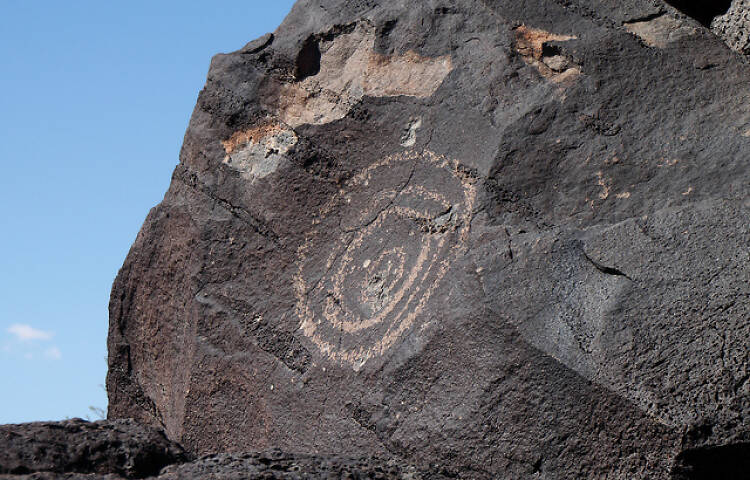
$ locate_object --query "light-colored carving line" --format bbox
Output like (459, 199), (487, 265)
(328, 229), (435, 332)
(295, 150), (476, 370)
(400, 184), (453, 208)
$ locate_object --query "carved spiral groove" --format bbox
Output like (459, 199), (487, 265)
(295, 150), (475, 370)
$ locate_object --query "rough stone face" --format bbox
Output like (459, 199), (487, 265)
(157, 451), (450, 479)
(107, 0), (750, 478)
(711, 0), (750, 55)
(0, 419), (186, 478)
(0, 450), (444, 480)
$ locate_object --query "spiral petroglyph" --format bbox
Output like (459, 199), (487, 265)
(295, 150), (476, 370)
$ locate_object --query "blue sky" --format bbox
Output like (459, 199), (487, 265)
(0, 1), (295, 424)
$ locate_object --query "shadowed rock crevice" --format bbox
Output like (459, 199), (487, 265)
(582, 250), (632, 281)
(672, 443), (750, 479)
(664, 0), (732, 27)
(294, 35), (321, 80)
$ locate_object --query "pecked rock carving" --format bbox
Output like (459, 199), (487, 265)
(105, 0), (750, 478)
(295, 150), (475, 370)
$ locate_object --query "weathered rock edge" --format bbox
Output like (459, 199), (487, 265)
(0, 419), (187, 478)
(0, 420), (446, 479)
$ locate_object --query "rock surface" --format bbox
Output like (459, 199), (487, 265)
(107, 0), (750, 478)
(711, 0), (750, 55)
(157, 450), (450, 479)
(0, 419), (186, 478)
(0, 422), (447, 480)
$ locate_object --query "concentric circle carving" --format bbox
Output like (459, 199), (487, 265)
(295, 150), (476, 370)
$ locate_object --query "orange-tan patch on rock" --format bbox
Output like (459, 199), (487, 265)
(221, 124), (286, 155)
(657, 157), (680, 167)
(268, 25), (452, 127)
(221, 123), (298, 181)
(514, 25), (580, 83)
(596, 171), (611, 200)
(362, 50), (452, 97)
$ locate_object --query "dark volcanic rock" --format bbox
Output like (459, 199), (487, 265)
(107, 0), (750, 478)
(0, 419), (186, 478)
(158, 450), (450, 479)
(1, 450), (445, 480)
(0, 473), (123, 480)
(711, 0), (750, 55)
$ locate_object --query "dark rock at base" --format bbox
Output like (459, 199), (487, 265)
(0, 474), (124, 480)
(158, 450), (452, 479)
(0, 419), (186, 479)
(0, 447), (448, 480)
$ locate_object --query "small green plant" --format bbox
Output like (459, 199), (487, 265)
(86, 406), (106, 421)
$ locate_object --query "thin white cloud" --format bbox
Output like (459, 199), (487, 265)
(7, 324), (54, 342)
(44, 346), (62, 360)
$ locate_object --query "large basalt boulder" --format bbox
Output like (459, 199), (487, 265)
(0, 419), (186, 478)
(107, 0), (750, 478)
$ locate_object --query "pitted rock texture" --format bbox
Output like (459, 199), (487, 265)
(1, 452), (445, 480)
(664, 0), (750, 56)
(157, 450), (451, 479)
(711, 0), (750, 55)
(107, 0), (750, 478)
(0, 419), (186, 478)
